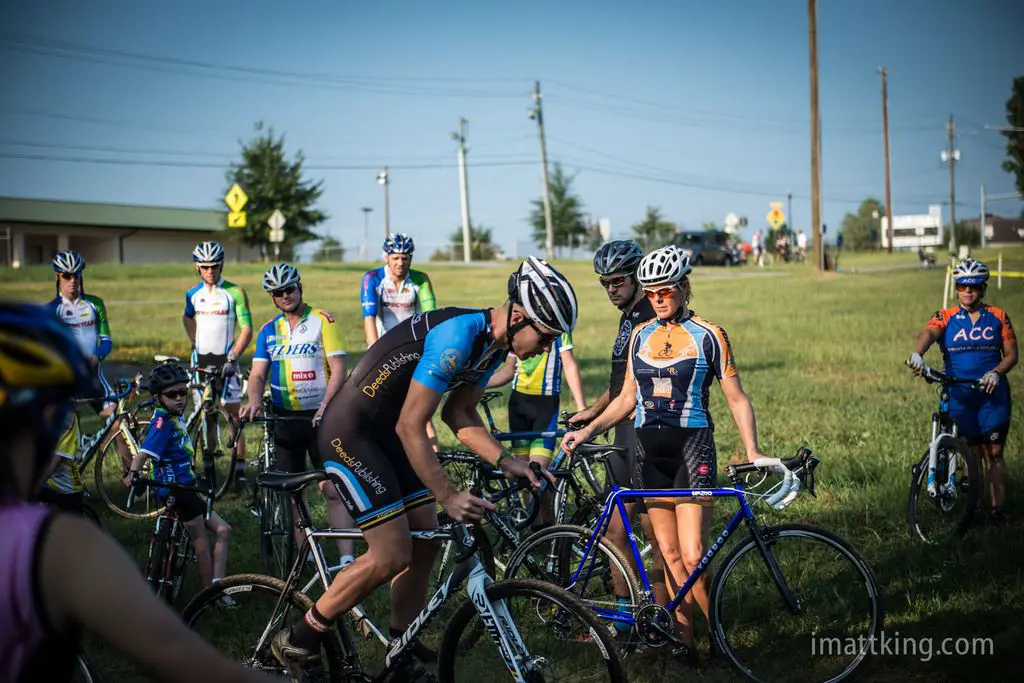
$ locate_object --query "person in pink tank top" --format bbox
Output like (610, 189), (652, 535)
(0, 302), (276, 683)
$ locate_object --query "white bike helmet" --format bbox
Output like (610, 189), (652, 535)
(383, 233), (415, 255)
(951, 258), (989, 286)
(192, 241), (225, 264)
(261, 263), (301, 292)
(637, 246), (692, 287)
(51, 250), (85, 275)
(508, 256), (578, 334)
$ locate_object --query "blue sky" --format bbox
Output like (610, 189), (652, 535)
(1, 0), (1021, 257)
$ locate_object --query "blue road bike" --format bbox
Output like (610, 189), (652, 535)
(503, 448), (884, 683)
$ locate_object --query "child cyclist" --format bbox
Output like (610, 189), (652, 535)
(125, 363), (232, 587)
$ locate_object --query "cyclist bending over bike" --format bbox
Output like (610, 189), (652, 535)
(270, 256), (566, 681)
(126, 363), (233, 588)
(0, 302), (274, 683)
(562, 245), (766, 667)
(908, 258), (1018, 524)
(242, 263), (354, 565)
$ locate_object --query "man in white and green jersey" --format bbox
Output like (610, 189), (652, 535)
(182, 241), (253, 484)
(47, 250), (114, 414)
(360, 233), (437, 346)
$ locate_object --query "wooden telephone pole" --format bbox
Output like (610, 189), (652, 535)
(808, 0), (823, 271)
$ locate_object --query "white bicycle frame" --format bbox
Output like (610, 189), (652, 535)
(926, 412), (960, 498)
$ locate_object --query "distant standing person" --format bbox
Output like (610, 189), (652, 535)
(796, 229), (808, 262)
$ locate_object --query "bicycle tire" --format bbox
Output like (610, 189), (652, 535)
(906, 435), (980, 543)
(502, 524), (644, 635)
(73, 652), (100, 683)
(437, 578), (626, 683)
(259, 486), (295, 579)
(189, 405), (235, 500)
(709, 523), (883, 683)
(180, 573), (346, 676)
(144, 520), (171, 601)
(93, 431), (161, 520)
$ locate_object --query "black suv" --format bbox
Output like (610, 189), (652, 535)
(671, 230), (739, 266)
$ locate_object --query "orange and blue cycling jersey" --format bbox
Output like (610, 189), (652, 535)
(630, 310), (737, 429)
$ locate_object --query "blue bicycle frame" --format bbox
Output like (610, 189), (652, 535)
(572, 483), (765, 627)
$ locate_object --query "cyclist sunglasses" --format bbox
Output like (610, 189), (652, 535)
(161, 389), (188, 400)
(644, 286), (678, 299)
(58, 272), (78, 281)
(271, 285), (298, 297)
(599, 275), (628, 289)
(954, 283), (982, 292)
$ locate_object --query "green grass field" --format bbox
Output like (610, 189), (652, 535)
(4, 247), (1023, 682)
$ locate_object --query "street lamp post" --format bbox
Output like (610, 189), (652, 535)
(376, 167), (390, 239)
(361, 206), (373, 262)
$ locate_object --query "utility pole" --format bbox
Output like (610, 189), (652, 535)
(980, 185), (987, 249)
(451, 118), (473, 263)
(879, 66), (894, 254)
(808, 0), (823, 272)
(530, 80), (555, 261)
(376, 167), (390, 239)
(941, 115), (960, 254)
(360, 206), (373, 262)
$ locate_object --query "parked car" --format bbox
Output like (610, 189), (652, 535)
(671, 230), (741, 266)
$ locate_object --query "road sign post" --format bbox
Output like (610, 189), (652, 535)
(224, 183), (249, 229)
(268, 209), (286, 260)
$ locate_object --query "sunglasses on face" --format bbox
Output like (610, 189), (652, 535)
(955, 283), (982, 292)
(199, 264), (221, 271)
(599, 276), (628, 289)
(644, 286), (678, 300)
(161, 389), (188, 400)
(271, 285), (298, 298)
(58, 273), (78, 281)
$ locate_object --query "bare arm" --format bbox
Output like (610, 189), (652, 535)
(912, 326), (942, 357)
(363, 317), (379, 347)
(182, 316), (196, 346)
(580, 375), (637, 440)
(441, 383), (507, 466)
(397, 380), (459, 504)
(42, 515), (276, 683)
(719, 373), (763, 461)
(485, 355), (516, 389)
(241, 359), (269, 419)
(995, 336), (1019, 377)
(229, 325), (253, 360)
(560, 349), (587, 413)
(315, 355), (348, 422)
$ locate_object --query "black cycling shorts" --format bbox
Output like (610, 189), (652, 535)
(637, 426), (717, 501)
(317, 390), (435, 531)
(607, 419), (646, 514)
(161, 489), (206, 523)
(273, 409), (322, 473)
(508, 392), (559, 458)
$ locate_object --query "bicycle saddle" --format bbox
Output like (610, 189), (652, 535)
(258, 470), (328, 493)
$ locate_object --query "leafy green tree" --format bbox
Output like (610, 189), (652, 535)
(430, 223), (499, 261)
(224, 122), (327, 258)
(702, 221), (720, 232)
(838, 198), (885, 251)
(528, 163), (585, 254)
(631, 206), (678, 251)
(313, 236), (344, 262)
(1001, 76), (1024, 196)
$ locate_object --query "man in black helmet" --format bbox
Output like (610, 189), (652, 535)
(570, 240), (668, 631)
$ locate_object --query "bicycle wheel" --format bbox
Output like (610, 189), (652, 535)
(73, 652), (99, 683)
(93, 432), (162, 520)
(502, 524), (644, 646)
(259, 485), (295, 579)
(181, 573), (345, 677)
(189, 405), (236, 500)
(906, 435), (980, 543)
(144, 520), (172, 601)
(437, 578), (626, 682)
(710, 523), (883, 683)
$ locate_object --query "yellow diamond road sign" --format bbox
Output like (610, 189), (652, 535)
(766, 202), (785, 230)
(224, 183), (249, 213)
(227, 211), (247, 228)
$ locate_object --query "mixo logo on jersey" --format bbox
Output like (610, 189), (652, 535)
(291, 371), (316, 382)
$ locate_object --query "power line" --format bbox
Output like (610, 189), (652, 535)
(0, 33), (528, 98)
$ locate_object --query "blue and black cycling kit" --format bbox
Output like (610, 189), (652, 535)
(139, 407), (197, 499)
(318, 307), (507, 529)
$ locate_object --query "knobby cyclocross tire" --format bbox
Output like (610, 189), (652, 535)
(144, 520), (171, 601)
(259, 486), (295, 580)
(437, 578), (627, 683)
(94, 431), (161, 520)
(906, 435), (980, 543)
(181, 573), (346, 677)
(188, 405), (235, 500)
(709, 523), (883, 683)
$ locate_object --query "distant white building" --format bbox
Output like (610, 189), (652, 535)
(0, 196), (260, 267)
(880, 204), (944, 250)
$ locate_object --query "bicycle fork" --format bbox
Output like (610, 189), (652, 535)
(926, 413), (959, 499)
(466, 563), (534, 682)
